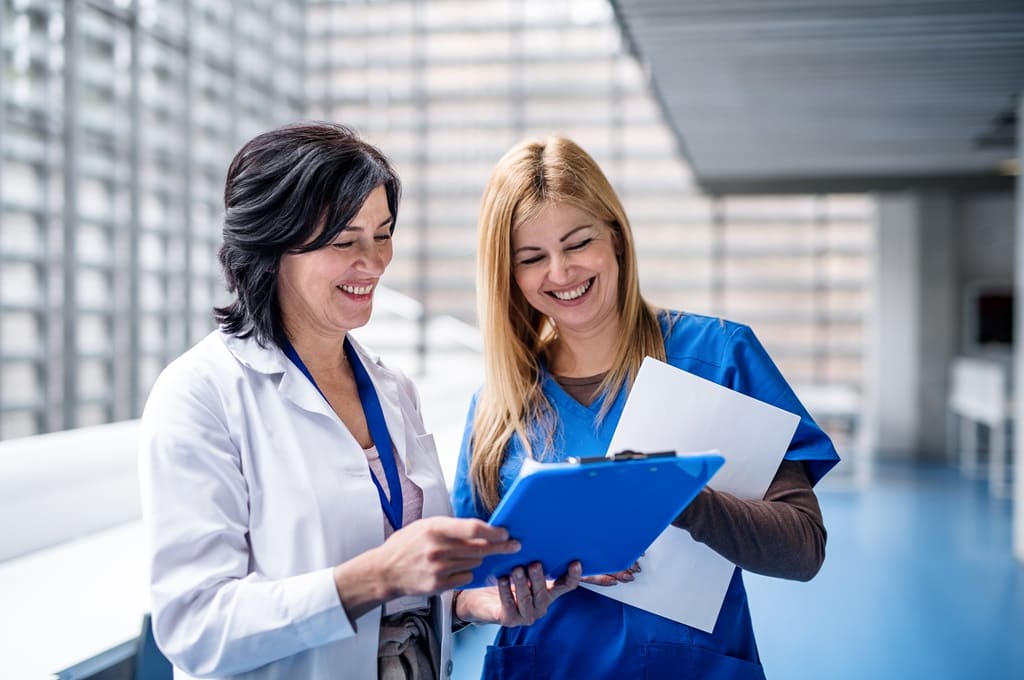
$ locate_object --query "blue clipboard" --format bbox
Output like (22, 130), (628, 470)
(465, 450), (725, 589)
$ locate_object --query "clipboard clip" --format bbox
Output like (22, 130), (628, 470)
(572, 449), (677, 464)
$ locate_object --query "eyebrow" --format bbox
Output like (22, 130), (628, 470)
(340, 217), (394, 232)
(513, 224), (594, 254)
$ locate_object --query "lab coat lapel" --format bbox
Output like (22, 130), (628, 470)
(220, 333), (337, 419)
(278, 367), (339, 418)
(221, 333), (409, 459)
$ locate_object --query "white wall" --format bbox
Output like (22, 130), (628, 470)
(960, 192), (1016, 286)
(958, 192), (1016, 367)
(870, 190), (1014, 461)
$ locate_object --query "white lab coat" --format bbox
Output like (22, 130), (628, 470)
(138, 330), (455, 680)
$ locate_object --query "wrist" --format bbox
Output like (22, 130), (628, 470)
(365, 545), (400, 602)
(332, 548), (398, 620)
(451, 590), (473, 631)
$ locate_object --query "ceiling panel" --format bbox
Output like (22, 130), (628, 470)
(611, 0), (1024, 193)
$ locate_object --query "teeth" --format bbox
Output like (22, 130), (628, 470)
(340, 284), (374, 295)
(551, 280), (591, 301)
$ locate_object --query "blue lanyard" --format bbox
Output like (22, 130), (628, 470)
(281, 338), (404, 531)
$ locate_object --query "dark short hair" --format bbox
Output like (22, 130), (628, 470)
(214, 121), (401, 347)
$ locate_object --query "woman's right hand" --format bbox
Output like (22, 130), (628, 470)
(333, 516), (520, 621)
(375, 516), (521, 596)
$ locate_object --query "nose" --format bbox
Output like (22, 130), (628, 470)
(355, 238), (388, 274)
(547, 252), (573, 285)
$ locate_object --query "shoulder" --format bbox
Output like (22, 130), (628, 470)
(144, 331), (248, 418)
(150, 332), (237, 394)
(659, 309), (754, 369)
(139, 333), (251, 464)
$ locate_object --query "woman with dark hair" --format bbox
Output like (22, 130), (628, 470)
(138, 122), (574, 680)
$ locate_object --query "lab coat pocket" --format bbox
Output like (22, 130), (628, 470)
(482, 644), (536, 680)
(411, 432), (441, 479)
(644, 642), (766, 680)
(415, 432), (438, 458)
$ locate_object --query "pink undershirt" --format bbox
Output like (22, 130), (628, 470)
(365, 444), (428, 614)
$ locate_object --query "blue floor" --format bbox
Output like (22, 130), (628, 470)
(452, 462), (1024, 679)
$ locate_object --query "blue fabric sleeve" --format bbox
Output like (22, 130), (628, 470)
(450, 391), (490, 521)
(720, 324), (840, 485)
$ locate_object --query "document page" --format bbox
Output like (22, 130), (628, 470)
(580, 357), (800, 632)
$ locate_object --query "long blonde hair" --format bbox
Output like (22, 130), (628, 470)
(470, 136), (666, 511)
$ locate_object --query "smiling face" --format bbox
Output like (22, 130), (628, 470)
(276, 184), (393, 341)
(511, 201), (621, 337)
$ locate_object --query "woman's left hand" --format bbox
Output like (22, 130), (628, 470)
(456, 560), (581, 627)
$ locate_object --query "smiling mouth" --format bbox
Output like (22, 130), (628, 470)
(338, 283), (374, 295)
(548, 278), (593, 301)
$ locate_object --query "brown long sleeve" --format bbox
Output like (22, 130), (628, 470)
(556, 372), (827, 582)
(672, 460), (826, 581)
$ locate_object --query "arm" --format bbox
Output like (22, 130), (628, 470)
(140, 369), (353, 677)
(672, 460), (826, 581)
(141, 366), (516, 676)
(449, 393), (580, 627)
(336, 516), (521, 621)
(665, 322), (836, 581)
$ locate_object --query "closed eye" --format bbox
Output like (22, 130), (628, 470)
(517, 254), (545, 266)
(566, 238), (593, 251)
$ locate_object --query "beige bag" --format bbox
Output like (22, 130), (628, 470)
(378, 607), (440, 680)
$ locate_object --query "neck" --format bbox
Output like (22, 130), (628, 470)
(548, 316), (621, 378)
(284, 324), (348, 377)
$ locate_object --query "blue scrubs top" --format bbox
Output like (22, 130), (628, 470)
(451, 311), (840, 679)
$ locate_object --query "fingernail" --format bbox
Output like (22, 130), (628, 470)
(514, 568), (525, 579)
(510, 540), (522, 551)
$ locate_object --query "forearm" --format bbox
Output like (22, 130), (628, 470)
(672, 460), (827, 581)
(152, 568), (354, 677)
(332, 547), (397, 622)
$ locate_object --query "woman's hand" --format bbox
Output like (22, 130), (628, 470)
(377, 516), (521, 595)
(455, 561), (581, 627)
(334, 516), (520, 621)
(579, 560), (641, 587)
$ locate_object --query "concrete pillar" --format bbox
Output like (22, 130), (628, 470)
(871, 192), (957, 461)
(1014, 95), (1024, 563)
(916, 194), (958, 459)
(871, 194), (920, 459)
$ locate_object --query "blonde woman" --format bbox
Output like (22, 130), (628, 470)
(450, 137), (839, 678)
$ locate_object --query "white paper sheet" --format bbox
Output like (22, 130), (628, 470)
(581, 357), (800, 632)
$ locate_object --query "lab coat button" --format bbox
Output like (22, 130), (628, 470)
(445, 659), (453, 676)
